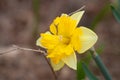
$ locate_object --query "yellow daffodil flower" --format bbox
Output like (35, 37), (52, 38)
(36, 11), (98, 71)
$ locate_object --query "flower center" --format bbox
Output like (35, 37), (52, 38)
(59, 35), (70, 45)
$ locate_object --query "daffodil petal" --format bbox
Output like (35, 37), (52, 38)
(57, 14), (77, 37)
(70, 11), (84, 26)
(62, 52), (77, 70)
(50, 17), (60, 35)
(64, 44), (74, 55)
(36, 32), (51, 48)
(36, 37), (45, 48)
(75, 27), (98, 53)
(39, 32), (60, 49)
(50, 23), (57, 35)
(51, 60), (64, 71)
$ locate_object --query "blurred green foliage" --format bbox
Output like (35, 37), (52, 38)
(32, 0), (40, 44)
(90, 4), (110, 30)
(96, 44), (104, 54)
(33, 0), (40, 21)
(81, 62), (98, 80)
(77, 61), (85, 80)
(111, 0), (120, 23)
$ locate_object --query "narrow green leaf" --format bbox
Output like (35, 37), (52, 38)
(96, 44), (104, 54)
(32, 0), (40, 40)
(111, 5), (120, 23)
(118, 0), (120, 10)
(77, 52), (93, 80)
(90, 4), (110, 30)
(90, 48), (112, 80)
(81, 62), (98, 80)
(82, 52), (92, 64)
(77, 61), (85, 80)
(33, 0), (40, 21)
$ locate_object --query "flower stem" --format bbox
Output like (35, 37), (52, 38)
(0, 45), (46, 55)
(14, 45), (57, 80)
(90, 47), (112, 80)
(0, 45), (57, 80)
(43, 55), (57, 80)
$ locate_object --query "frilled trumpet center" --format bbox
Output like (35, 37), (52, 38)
(59, 35), (70, 45)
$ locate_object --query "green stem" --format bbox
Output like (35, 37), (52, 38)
(90, 48), (112, 80)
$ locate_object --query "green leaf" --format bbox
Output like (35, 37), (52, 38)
(118, 0), (120, 10)
(33, 0), (40, 20)
(111, 5), (120, 23)
(90, 4), (110, 30)
(96, 44), (105, 54)
(77, 61), (85, 80)
(82, 52), (92, 64)
(32, 0), (40, 39)
(82, 62), (98, 80)
(90, 48), (112, 80)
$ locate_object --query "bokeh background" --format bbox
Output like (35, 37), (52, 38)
(0, 0), (120, 80)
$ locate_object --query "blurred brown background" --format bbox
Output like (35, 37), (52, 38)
(0, 0), (120, 80)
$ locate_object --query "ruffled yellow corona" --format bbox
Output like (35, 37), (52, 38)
(36, 11), (98, 71)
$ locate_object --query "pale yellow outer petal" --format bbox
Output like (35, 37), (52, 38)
(51, 60), (64, 71)
(70, 11), (84, 26)
(62, 52), (77, 70)
(36, 31), (51, 48)
(77, 27), (98, 53)
(36, 37), (45, 48)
